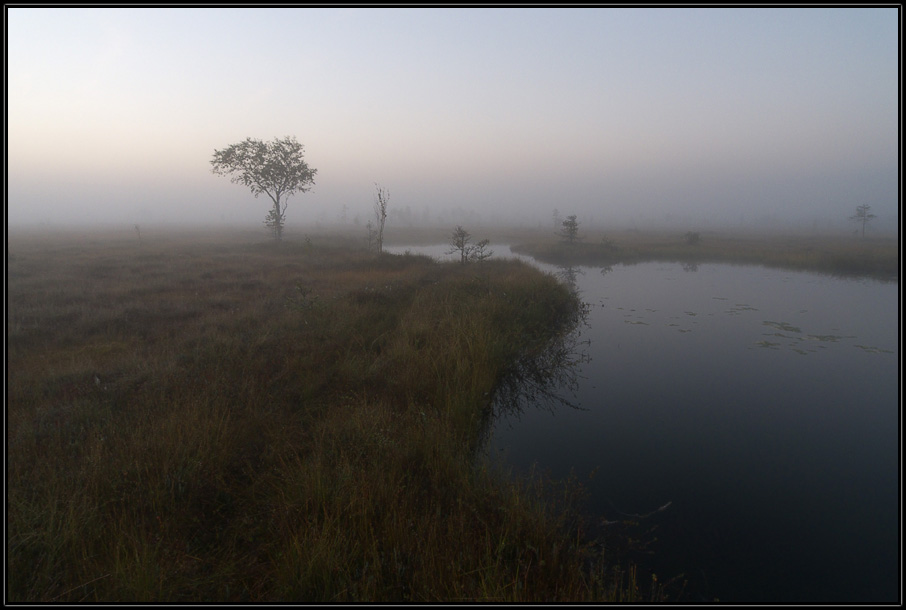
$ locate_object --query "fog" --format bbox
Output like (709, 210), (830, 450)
(6, 8), (900, 236)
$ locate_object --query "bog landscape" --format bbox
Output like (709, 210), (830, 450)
(6, 220), (898, 602)
(8, 8), (898, 603)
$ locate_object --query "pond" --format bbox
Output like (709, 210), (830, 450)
(386, 244), (899, 603)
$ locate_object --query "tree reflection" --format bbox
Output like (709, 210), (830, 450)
(556, 264), (584, 294)
(489, 298), (592, 423)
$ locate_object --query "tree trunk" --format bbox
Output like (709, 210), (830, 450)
(273, 199), (283, 241)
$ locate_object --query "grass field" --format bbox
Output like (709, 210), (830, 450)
(7, 227), (670, 602)
(12, 222), (889, 601)
(514, 227), (899, 281)
(300, 222), (897, 280)
(506, 228), (899, 281)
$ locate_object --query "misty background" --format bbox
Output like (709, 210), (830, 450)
(6, 7), (899, 235)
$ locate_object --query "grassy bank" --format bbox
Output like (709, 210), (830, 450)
(7, 229), (663, 602)
(509, 229), (899, 281)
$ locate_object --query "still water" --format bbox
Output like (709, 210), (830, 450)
(388, 245), (899, 603)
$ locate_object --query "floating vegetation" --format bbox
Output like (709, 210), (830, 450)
(754, 340), (782, 349)
(791, 348), (810, 356)
(712, 297), (728, 301)
(855, 344), (894, 354)
(762, 321), (802, 333)
(625, 320), (648, 325)
(763, 332), (797, 340)
(726, 304), (759, 315)
(684, 311), (697, 317)
(678, 329), (692, 333)
(805, 334), (855, 343)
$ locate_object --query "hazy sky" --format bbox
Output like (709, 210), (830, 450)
(6, 7), (900, 232)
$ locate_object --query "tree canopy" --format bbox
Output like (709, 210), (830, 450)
(211, 136), (317, 240)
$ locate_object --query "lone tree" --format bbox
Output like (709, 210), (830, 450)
(211, 136), (317, 241)
(849, 204), (876, 238)
(560, 215), (580, 244)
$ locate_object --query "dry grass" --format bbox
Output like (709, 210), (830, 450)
(7, 228), (666, 602)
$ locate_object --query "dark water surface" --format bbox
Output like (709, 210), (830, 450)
(389, 246), (900, 603)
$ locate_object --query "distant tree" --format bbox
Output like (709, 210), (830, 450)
(552, 208), (562, 231)
(849, 204), (876, 238)
(211, 136), (317, 242)
(448, 225), (473, 264)
(470, 239), (493, 263)
(560, 215), (580, 244)
(447, 226), (493, 264)
(373, 184), (389, 253)
(684, 231), (701, 245)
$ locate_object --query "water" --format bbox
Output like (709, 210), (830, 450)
(387, 245), (900, 603)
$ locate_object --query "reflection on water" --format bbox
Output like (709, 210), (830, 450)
(487, 260), (898, 603)
(391, 246), (899, 603)
(554, 264), (584, 295)
(490, 262), (594, 424)
(490, 299), (591, 423)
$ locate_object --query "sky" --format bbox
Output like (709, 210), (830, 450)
(6, 7), (900, 233)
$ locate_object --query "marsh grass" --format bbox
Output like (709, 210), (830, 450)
(509, 230), (898, 281)
(7, 229), (661, 602)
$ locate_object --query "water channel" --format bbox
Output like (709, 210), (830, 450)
(387, 243), (899, 603)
